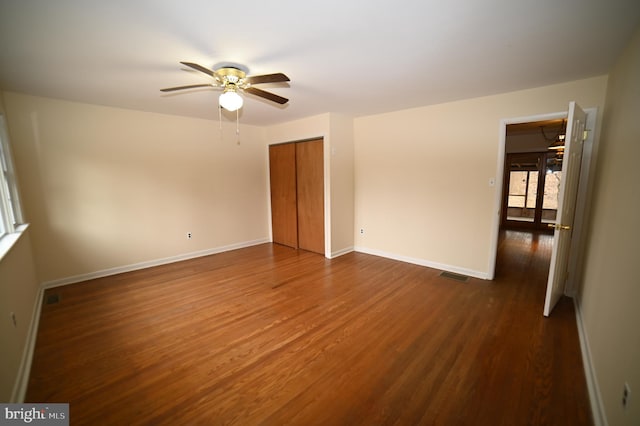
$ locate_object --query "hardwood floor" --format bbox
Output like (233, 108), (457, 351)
(26, 231), (591, 425)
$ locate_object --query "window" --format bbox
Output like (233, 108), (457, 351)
(0, 114), (24, 238)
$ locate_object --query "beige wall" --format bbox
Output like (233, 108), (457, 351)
(578, 27), (640, 426)
(0, 227), (39, 402)
(3, 92), (270, 283)
(353, 76), (608, 277)
(328, 113), (355, 256)
(265, 113), (355, 257)
(0, 92), (41, 402)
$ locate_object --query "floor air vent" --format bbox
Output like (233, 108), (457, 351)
(439, 271), (469, 283)
(45, 293), (60, 305)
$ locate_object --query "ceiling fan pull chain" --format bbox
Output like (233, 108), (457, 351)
(236, 108), (240, 145)
(218, 105), (223, 141)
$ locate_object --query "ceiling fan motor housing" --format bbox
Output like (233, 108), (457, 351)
(217, 67), (247, 86)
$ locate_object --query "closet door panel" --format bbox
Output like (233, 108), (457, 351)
(269, 143), (298, 248)
(296, 139), (324, 254)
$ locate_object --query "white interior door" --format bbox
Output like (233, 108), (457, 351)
(543, 102), (586, 317)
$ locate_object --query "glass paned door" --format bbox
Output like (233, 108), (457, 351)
(507, 170), (538, 222)
(503, 152), (563, 229)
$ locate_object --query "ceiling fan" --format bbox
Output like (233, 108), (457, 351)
(161, 62), (290, 111)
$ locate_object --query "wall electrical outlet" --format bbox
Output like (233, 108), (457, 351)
(187, 232), (192, 239)
(360, 228), (364, 234)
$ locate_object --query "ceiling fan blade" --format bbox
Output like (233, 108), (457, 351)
(160, 84), (213, 92)
(180, 61), (215, 77)
(245, 73), (290, 85)
(244, 87), (289, 105)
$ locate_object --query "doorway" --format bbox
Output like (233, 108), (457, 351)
(490, 112), (564, 282)
(489, 106), (598, 299)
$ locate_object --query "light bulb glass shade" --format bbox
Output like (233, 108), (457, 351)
(219, 90), (243, 111)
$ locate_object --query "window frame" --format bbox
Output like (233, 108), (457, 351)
(0, 113), (24, 239)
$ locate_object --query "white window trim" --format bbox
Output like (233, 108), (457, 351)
(0, 113), (26, 260)
(0, 224), (29, 262)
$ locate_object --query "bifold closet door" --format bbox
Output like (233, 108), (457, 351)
(296, 139), (324, 254)
(269, 143), (298, 248)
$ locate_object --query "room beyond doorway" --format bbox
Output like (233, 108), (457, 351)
(502, 119), (566, 231)
(503, 151), (563, 230)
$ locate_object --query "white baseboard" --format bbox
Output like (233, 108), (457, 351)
(10, 286), (44, 403)
(353, 246), (490, 279)
(42, 238), (270, 289)
(573, 297), (607, 426)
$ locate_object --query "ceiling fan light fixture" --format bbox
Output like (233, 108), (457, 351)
(219, 90), (243, 111)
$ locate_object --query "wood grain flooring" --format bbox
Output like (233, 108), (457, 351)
(26, 230), (591, 425)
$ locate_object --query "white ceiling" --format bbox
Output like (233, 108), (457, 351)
(1, 0), (639, 126)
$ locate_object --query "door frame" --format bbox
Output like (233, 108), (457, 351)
(488, 107), (598, 292)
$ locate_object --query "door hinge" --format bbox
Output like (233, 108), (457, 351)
(583, 129), (589, 141)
